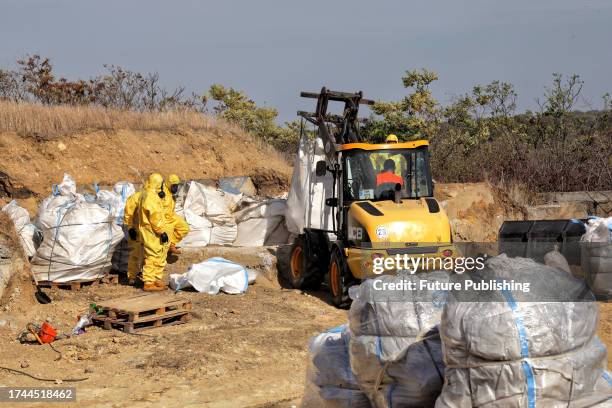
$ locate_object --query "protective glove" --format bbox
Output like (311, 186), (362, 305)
(128, 228), (137, 241)
(160, 232), (169, 244)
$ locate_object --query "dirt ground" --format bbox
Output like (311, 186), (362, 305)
(0, 272), (346, 408)
(435, 182), (526, 242)
(598, 302), (612, 368)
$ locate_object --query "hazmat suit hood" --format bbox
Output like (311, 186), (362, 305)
(146, 173), (164, 192)
(167, 174), (180, 185)
(166, 174), (181, 196)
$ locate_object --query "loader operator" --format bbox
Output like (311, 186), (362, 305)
(376, 159), (404, 187)
(162, 174), (190, 255)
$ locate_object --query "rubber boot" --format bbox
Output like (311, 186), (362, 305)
(143, 282), (165, 292)
(154, 280), (168, 290)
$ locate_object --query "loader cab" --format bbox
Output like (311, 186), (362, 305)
(339, 141), (433, 204)
(332, 140), (434, 239)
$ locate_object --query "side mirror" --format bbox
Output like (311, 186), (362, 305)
(325, 198), (338, 207)
(315, 160), (327, 177)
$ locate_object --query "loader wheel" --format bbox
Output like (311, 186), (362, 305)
(288, 236), (320, 290)
(327, 248), (352, 309)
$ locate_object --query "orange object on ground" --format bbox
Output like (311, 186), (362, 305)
(39, 322), (57, 343)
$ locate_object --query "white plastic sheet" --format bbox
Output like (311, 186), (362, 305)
(168, 257), (254, 294)
(1, 200), (39, 258)
(285, 135), (335, 234)
(30, 174), (124, 283)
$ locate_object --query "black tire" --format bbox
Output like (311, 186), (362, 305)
(327, 248), (353, 309)
(288, 236), (321, 289)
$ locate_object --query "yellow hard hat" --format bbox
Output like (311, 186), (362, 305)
(386, 134), (399, 143)
(167, 174), (180, 185)
(147, 173), (164, 190)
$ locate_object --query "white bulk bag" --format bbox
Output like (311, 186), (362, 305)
(285, 135), (335, 234)
(177, 181), (240, 247)
(582, 217), (612, 243)
(234, 198), (289, 247)
(96, 181), (136, 225)
(98, 182), (136, 273)
(1, 200), (39, 258)
(31, 174), (124, 283)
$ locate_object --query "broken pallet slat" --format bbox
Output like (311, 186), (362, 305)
(97, 293), (152, 310)
(107, 313), (191, 334)
(97, 292), (177, 308)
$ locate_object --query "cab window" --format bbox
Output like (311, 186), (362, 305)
(342, 148), (432, 202)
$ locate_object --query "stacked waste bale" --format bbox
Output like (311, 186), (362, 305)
(348, 271), (449, 408)
(437, 254), (609, 407)
(31, 174), (124, 283)
(233, 197), (289, 247)
(581, 217), (612, 299)
(175, 181), (240, 247)
(302, 325), (371, 408)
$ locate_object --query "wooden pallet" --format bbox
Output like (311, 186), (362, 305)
(99, 311), (192, 333)
(92, 293), (192, 333)
(35, 274), (119, 290)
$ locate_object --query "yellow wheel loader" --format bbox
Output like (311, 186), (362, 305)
(287, 88), (455, 307)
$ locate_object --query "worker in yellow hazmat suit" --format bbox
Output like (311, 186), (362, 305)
(137, 173), (170, 291)
(162, 174), (190, 254)
(123, 186), (144, 285)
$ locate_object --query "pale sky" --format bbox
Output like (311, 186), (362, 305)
(1, 0), (611, 121)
